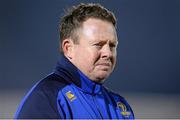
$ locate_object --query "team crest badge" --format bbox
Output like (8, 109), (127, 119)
(117, 102), (131, 118)
(66, 91), (76, 101)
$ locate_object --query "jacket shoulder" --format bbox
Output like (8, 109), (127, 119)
(15, 73), (68, 119)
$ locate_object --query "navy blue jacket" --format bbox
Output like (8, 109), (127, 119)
(15, 54), (134, 119)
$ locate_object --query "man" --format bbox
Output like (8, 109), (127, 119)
(15, 3), (134, 119)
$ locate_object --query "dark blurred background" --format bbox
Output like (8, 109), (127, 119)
(0, 0), (180, 118)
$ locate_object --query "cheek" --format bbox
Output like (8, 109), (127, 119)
(87, 52), (100, 70)
(78, 49), (95, 66)
(113, 55), (117, 64)
(112, 52), (117, 64)
(86, 48), (99, 62)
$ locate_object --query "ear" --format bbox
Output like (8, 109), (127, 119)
(62, 39), (74, 59)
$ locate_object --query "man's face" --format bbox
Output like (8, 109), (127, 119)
(70, 18), (118, 83)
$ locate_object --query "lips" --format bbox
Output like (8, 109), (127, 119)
(96, 61), (112, 67)
(97, 62), (111, 66)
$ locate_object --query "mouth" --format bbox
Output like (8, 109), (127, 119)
(95, 62), (112, 70)
(96, 62), (111, 66)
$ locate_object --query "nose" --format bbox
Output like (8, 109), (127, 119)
(101, 44), (113, 59)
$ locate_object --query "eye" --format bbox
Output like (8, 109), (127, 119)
(109, 43), (117, 48)
(93, 43), (103, 49)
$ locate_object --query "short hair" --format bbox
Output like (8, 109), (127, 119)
(59, 3), (117, 52)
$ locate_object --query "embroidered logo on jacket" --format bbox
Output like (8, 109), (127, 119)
(117, 102), (131, 118)
(66, 91), (76, 101)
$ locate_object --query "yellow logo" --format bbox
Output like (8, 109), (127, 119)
(117, 102), (131, 117)
(66, 91), (76, 101)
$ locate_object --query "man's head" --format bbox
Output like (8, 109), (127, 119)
(59, 3), (118, 83)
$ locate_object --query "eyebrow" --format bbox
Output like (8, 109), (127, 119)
(91, 39), (118, 46)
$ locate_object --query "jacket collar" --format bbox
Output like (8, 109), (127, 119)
(54, 54), (101, 94)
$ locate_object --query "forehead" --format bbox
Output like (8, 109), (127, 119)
(80, 18), (117, 42)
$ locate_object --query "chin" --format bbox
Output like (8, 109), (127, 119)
(93, 78), (106, 84)
(94, 73), (110, 83)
